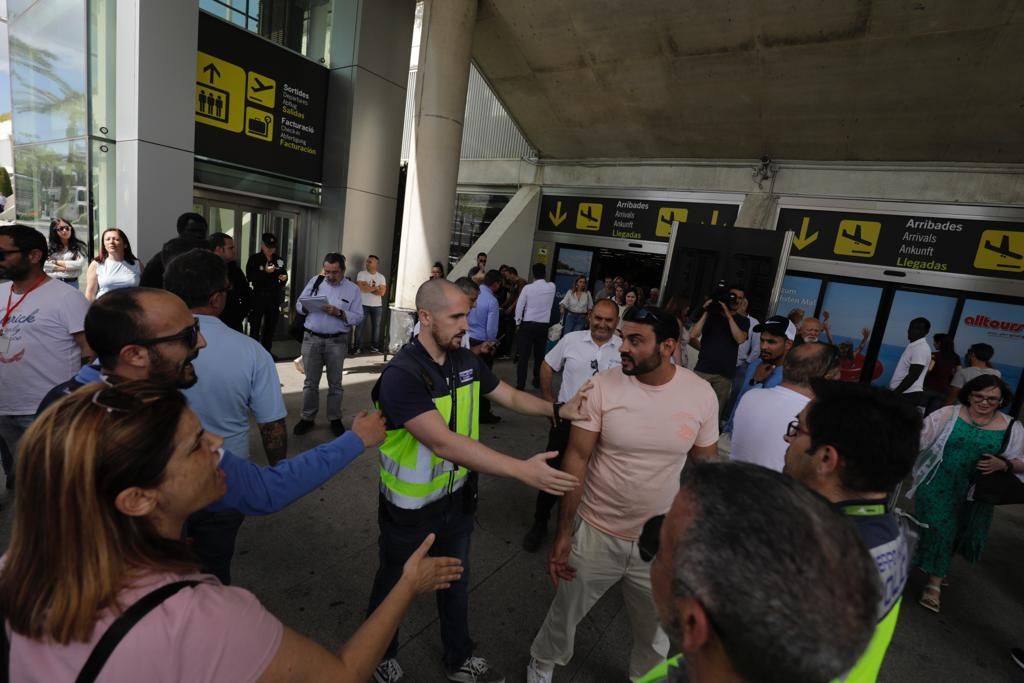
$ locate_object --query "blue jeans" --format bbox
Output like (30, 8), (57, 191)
(0, 414), (35, 481)
(563, 311), (587, 335)
(301, 332), (349, 420)
(368, 496), (474, 671)
(356, 305), (383, 350)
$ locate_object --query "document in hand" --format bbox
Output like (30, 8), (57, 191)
(298, 296), (330, 312)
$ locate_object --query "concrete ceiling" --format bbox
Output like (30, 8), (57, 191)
(472, 0), (1024, 162)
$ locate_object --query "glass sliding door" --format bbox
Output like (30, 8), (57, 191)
(874, 291), (958, 388)
(818, 281), (885, 383)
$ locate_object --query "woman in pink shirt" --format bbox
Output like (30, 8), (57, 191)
(0, 382), (462, 683)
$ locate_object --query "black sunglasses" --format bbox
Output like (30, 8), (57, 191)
(130, 319), (201, 348)
(627, 307), (663, 324)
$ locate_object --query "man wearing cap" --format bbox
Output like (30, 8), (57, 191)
(246, 232), (288, 353)
(723, 314), (795, 433)
(293, 253), (363, 437)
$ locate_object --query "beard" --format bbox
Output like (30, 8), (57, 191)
(431, 326), (462, 351)
(621, 350), (662, 376)
(148, 347), (199, 388)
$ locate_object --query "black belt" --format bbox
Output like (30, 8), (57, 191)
(304, 329), (348, 339)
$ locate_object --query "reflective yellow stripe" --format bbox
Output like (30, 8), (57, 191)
(838, 598), (901, 683)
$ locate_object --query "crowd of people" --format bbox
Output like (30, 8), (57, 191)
(0, 223), (1022, 682)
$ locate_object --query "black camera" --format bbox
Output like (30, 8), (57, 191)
(709, 281), (737, 311)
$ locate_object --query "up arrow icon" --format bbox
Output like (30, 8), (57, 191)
(202, 62), (222, 84)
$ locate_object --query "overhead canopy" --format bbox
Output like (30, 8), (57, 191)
(472, 0), (1024, 162)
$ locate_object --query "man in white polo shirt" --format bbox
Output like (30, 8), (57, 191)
(354, 254), (386, 354)
(730, 342), (838, 472)
(889, 317), (931, 406)
(523, 298), (622, 552)
(515, 262), (557, 391)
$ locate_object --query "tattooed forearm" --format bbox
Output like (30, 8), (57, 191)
(259, 418), (288, 465)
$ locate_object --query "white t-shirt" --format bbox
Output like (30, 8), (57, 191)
(730, 385), (811, 472)
(889, 337), (932, 393)
(950, 365), (1001, 389)
(357, 270), (386, 307)
(543, 330), (621, 403)
(0, 278), (89, 414)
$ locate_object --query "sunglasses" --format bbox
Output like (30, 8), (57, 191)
(627, 307), (663, 324)
(56, 224), (71, 231)
(91, 385), (169, 413)
(129, 319), (201, 348)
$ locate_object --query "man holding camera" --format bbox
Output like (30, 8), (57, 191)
(689, 284), (750, 417)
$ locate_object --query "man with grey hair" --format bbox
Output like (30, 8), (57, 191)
(730, 342), (838, 471)
(368, 277), (590, 683)
(641, 460), (880, 682)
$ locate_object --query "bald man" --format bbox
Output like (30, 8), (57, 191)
(366, 278), (590, 683)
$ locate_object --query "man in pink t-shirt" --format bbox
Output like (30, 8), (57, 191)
(526, 306), (719, 683)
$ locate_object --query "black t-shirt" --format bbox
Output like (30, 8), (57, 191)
(376, 338), (500, 430)
(693, 312), (750, 378)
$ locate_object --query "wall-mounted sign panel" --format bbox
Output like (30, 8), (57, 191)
(195, 12), (328, 183)
(778, 208), (1024, 280)
(539, 194), (739, 242)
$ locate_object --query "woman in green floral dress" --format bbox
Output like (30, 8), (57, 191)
(910, 375), (1024, 613)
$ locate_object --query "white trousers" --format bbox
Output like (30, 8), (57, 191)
(530, 517), (670, 680)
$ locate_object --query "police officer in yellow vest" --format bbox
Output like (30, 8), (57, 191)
(639, 461), (881, 683)
(368, 279), (588, 683)
(782, 380), (921, 682)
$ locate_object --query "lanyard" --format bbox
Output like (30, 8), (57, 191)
(841, 503), (887, 517)
(2, 274), (48, 331)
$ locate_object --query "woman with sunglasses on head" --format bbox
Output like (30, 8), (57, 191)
(908, 374), (1024, 614)
(43, 218), (87, 288)
(0, 382), (462, 683)
(85, 228), (143, 302)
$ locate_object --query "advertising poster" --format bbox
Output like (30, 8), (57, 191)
(955, 299), (1024, 399)
(778, 275), (822, 318)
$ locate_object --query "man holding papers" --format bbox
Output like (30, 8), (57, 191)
(294, 253), (364, 437)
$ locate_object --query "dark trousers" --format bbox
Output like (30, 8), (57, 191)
(367, 496), (474, 671)
(249, 294), (280, 352)
(533, 419), (571, 525)
(516, 321), (549, 389)
(186, 509), (245, 585)
(470, 338), (497, 417)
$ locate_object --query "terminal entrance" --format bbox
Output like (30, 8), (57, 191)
(780, 272), (1024, 415)
(552, 244), (665, 302)
(193, 190), (307, 343)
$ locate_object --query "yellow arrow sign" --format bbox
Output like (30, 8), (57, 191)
(793, 217), (819, 250)
(549, 201), (567, 227)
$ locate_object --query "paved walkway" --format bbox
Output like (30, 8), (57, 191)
(3, 353), (1024, 681)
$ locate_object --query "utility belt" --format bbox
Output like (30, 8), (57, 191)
(304, 329), (348, 339)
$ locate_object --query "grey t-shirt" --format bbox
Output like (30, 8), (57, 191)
(950, 365), (1001, 388)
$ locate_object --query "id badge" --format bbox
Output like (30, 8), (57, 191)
(0, 334), (10, 354)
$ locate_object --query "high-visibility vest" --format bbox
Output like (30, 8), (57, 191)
(372, 344), (481, 510)
(636, 655), (683, 683)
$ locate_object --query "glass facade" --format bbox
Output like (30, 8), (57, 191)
(448, 192), (511, 271)
(199, 0), (332, 65)
(7, 0), (115, 247)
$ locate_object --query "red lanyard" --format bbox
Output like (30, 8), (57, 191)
(2, 274), (48, 330)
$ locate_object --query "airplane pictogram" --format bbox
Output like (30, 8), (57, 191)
(984, 234), (1023, 261)
(841, 224), (874, 248)
(250, 77), (273, 94)
(973, 229), (1024, 273)
(580, 206), (599, 223)
(833, 219), (880, 258)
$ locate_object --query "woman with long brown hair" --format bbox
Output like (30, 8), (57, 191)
(0, 382), (462, 682)
(84, 228), (143, 301)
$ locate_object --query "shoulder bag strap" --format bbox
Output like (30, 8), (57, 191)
(74, 580), (200, 683)
(997, 418), (1017, 456)
(311, 274), (325, 297)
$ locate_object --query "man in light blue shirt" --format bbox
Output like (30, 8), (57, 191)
(468, 270), (502, 423)
(294, 253), (364, 437)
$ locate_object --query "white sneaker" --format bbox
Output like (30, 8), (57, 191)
(526, 657), (553, 683)
(374, 658), (404, 683)
(293, 356), (305, 375)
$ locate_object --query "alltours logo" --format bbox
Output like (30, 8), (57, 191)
(964, 314), (1024, 334)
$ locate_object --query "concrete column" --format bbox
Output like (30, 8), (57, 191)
(393, 0), (477, 310)
(115, 0), (198, 261)
(311, 0), (415, 287)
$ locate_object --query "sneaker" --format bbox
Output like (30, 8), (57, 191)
(293, 419), (315, 436)
(1012, 648), (1024, 671)
(374, 658), (404, 683)
(293, 357), (305, 375)
(526, 658), (553, 683)
(521, 521), (546, 552)
(330, 419), (346, 437)
(448, 656), (505, 683)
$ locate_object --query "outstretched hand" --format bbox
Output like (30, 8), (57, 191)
(522, 451), (579, 495)
(401, 533), (464, 594)
(559, 381), (593, 421)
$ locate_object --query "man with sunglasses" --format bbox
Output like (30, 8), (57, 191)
(783, 380), (921, 682)
(639, 460), (881, 683)
(39, 286), (386, 583)
(0, 225), (91, 490)
(523, 298), (622, 552)
(527, 306), (719, 683)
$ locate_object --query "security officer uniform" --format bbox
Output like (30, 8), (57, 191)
(246, 234), (286, 352)
(367, 335), (498, 673)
